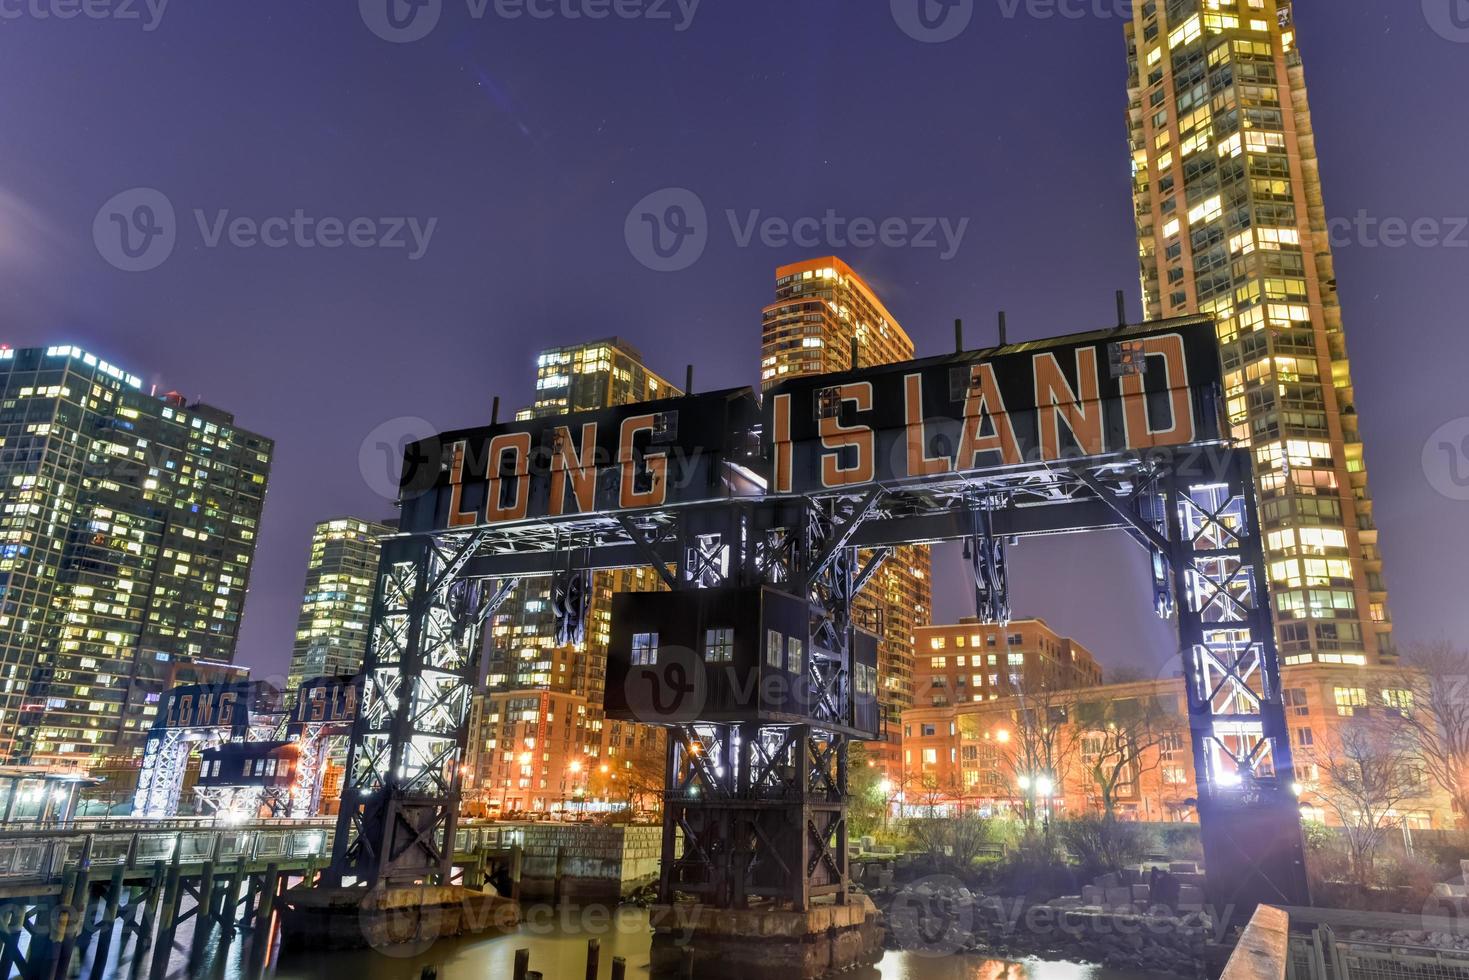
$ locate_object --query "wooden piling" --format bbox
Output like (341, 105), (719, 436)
(134, 861), (166, 955)
(553, 846), (565, 904)
(221, 861), (246, 934)
(27, 872), (71, 980)
(147, 858), (182, 980)
(50, 836), (95, 978)
(610, 956), (626, 980)
(509, 844), (523, 902)
(89, 864), (127, 980)
(255, 864), (280, 929)
(585, 938), (600, 980)
(189, 857), (216, 963)
(680, 945), (695, 980)
(512, 947), (530, 980)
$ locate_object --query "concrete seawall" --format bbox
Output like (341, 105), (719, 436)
(503, 823), (663, 901)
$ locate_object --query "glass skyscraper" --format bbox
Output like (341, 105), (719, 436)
(286, 516), (395, 698)
(0, 345), (272, 767)
(468, 338), (679, 812)
(761, 257), (933, 774)
(1125, 0), (1391, 666)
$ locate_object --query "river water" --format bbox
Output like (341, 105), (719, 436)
(111, 906), (1157, 980)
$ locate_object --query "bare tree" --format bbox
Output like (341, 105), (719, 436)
(1073, 694), (1169, 820)
(593, 725), (667, 818)
(980, 682), (1077, 830)
(1305, 715), (1423, 887)
(1393, 642), (1469, 827)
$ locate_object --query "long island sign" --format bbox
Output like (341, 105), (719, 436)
(398, 316), (1224, 533)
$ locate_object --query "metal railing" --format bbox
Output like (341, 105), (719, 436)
(1219, 905), (1469, 980)
(1289, 928), (1469, 980)
(0, 824), (333, 885)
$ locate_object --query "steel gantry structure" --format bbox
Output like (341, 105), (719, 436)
(326, 316), (1311, 914)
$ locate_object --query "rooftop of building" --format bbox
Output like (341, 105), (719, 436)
(768, 256), (911, 346)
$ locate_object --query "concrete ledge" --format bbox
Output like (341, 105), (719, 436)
(279, 884), (519, 951)
(1220, 906), (1288, 980)
(649, 896), (882, 979)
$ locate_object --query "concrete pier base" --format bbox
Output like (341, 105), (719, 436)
(278, 884), (520, 951)
(649, 895), (883, 980)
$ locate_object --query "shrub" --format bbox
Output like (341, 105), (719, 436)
(1156, 824), (1203, 862)
(1056, 817), (1155, 878)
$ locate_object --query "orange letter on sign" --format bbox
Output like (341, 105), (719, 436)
(1034, 347), (1104, 461)
(1119, 334), (1194, 449)
(447, 441), (480, 527)
(549, 422), (598, 516)
(771, 394), (793, 493)
(956, 364), (1021, 469)
(820, 383), (875, 488)
(619, 415), (668, 508)
(485, 432), (532, 523)
(904, 373), (952, 477)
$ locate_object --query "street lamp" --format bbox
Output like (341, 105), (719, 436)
(1017, 773), (1055, 831)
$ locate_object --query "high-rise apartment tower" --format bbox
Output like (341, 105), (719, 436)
(761, 257), (933, 773)
(0, 345), (272, 766)
(1125, 0), (1390, 665)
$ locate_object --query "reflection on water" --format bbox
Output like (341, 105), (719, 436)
(76, 904), (1155, 980)
(268, 906), (1153, 980)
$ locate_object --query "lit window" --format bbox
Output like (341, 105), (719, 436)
(631, 632), (659, 666)
(703, 627), (734, 663)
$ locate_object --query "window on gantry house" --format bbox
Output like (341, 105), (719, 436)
(632, 632), (659, 666)
(788, 637), (804, 674)
(703, 627), (734, 663)
(766, 629), (784, 668)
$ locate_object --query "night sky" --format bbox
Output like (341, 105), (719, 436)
(0, 1), (1463, 684)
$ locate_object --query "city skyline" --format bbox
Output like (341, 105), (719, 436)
(0, 2), (1462, 684)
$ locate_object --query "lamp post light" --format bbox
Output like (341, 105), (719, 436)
(1017, 773), (1056, 833)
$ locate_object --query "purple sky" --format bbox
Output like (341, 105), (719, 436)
(0, 1), (1464, 683)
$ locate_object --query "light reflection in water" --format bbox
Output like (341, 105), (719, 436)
(72, 904), (1155, 980)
